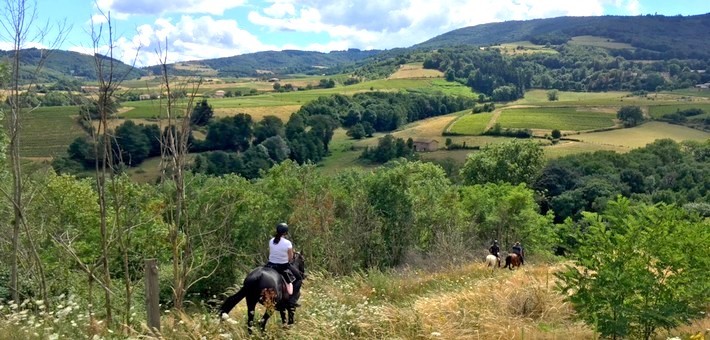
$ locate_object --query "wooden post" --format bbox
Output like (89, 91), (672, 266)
(145, 259), (160, 333)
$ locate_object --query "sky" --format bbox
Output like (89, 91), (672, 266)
(1, 0), (709, 67)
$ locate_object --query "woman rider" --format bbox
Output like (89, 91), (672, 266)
(267, 222), (300, 307)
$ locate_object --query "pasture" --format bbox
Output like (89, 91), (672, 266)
(388, 63), (444, 79)
(496, 107), (617, 132)
(491, 41), (559, 55)
(569, 35), (635, 50)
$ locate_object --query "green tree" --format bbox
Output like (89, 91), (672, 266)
(346, 123), (366, 139)
(557, 198), (710, 340)
(115, 120), (151, 166)
(460, 139), (545, 185)
(551, 129), (562, 139)
(617, 106), (644, 127)
(547, 89), (559, 101)
(190, 99), (214, 126)
(253, 115), (285, 145)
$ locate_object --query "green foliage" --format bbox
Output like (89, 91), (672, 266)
(617, 106), (644, 127)
(461, 183), (556, 252)
(460, 139), (545, 186)
(536, 139), (710, 222)
(547, 89), (559, 101)
(551, 129), (562, 139)
(557, 197), (710, 339)
(190, 99), (214, 126)
(361, 135), (416, 163)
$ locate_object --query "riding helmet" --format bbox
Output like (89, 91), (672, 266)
(276, 222), (289, 234)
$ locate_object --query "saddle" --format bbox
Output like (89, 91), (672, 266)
(264, 263), (295, 296)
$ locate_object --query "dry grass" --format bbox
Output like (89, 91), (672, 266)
(574, 121), (709, 149)
(214, 105), (301, 121)
(389, 63), (444, 79)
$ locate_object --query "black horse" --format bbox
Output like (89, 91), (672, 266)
(219, 252), (306, 333)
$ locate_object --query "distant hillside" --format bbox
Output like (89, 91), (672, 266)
(147, 49), (383, 77)
(0, 48), (145, 83)
(415, 14), (710, 59)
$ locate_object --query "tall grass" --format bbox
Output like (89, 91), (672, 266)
(2, 262), (707, 339)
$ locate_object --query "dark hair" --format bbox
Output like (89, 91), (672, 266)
(273, 231), (284, 244)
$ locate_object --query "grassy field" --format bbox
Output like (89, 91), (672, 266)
(569, 35), (635, 50)
(497, 107), (617, 131)
(491, 41), (559, 55)
(573, 121), (709, 149)
(389, 63), (444, 79)
(17, 106), (84, 158)
(647, 103), (710, 118)
(448, 112), (493, 135)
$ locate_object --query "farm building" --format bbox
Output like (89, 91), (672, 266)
(213, 90), (225, 98)
(413, 139), (439, 152)
(139, 94), (151, 100)
(695, 82), (710, 90)
(268, 78), (280, 82)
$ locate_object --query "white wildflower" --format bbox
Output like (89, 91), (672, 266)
(48, 335), (59, 340)
(431, 332), (442, 337)
(226, 318), (238, 325)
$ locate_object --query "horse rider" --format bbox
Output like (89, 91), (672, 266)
(512, 241), (525, 265)
(266, 222), (301, 308)
(489, 239), (500, 259)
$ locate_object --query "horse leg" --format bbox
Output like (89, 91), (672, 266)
(246, 296), (258, 334)
(287, 307), (295, 325)
(279, 309), (288, 327)
(259, 310), (271, 332)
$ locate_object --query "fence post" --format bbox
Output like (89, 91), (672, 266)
(145, 259), (160, 333)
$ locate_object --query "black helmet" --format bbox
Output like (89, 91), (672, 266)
(276, 222), (289, 234)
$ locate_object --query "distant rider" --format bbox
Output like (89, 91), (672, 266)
(512, 241), (525, 265)
(489, 240), (500, 259)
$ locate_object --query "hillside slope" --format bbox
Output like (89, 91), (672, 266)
(0, 48), (145, 82)
(415, 14), (710, 58)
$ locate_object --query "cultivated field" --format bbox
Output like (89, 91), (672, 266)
(447, 112), (493, 135)
(647, 103), (710, 118)
(496, 107), (617, 132)
(19, 106), (84, 158)
(491, 41), (559, 55)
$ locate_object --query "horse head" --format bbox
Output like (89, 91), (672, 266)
(292, 251), (306, 278)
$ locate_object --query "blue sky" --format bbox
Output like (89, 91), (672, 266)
(2, 0), (709, 66)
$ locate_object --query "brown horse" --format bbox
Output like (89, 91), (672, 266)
(503, 253), (521, 270)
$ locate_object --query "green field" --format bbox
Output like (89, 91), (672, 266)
(569, 36), (635, 50)
(497, 107), (616, 131)
(448, 112), (493, 135)
(648, 103), (710, 118)
(18, 106), (84, 158)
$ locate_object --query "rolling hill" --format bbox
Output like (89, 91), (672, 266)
(0, 48), (145, 83)
(415, 14), (710, 59)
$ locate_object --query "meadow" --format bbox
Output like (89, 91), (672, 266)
(647, 103), (710, 118)
(568, 35), (635, 50)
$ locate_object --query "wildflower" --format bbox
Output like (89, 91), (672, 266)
(431, 332), (442, 337)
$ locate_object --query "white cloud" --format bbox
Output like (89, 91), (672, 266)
(247, 0), (635, 52)
(96, 0), (247, 17)
(94, 15), (276, 66)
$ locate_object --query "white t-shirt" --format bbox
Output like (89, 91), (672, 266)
(268, 237), (292, 264)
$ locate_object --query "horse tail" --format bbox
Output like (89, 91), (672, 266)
(219, 286), (247, 316)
